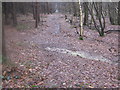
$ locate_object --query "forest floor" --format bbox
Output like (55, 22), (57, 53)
(2, 13), (119, 88)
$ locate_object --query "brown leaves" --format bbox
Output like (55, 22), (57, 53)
(3, 13), (119, 88)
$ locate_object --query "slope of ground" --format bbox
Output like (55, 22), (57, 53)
(3, 13), (119, 88)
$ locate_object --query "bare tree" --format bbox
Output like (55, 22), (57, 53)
(94, 2), (105, 36)
(87, 2), (105, 36)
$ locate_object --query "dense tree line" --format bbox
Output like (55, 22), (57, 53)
(3, 2), (119, 28)
(2, 2), (54, 28)
(57, 2), (119, 38)
(2, 2), (54, 64)
(2, 2), (120, 63)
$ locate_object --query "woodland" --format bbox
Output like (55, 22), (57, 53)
(1, 2), (120, 88)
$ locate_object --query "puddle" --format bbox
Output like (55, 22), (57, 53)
(45, 47), (117, 64)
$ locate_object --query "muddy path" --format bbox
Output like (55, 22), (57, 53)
(4, 13), (119, 88)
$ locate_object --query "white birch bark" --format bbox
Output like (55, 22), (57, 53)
(78, 0), (83, 39)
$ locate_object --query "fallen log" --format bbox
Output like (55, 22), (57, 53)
(104, 30), (120, 34)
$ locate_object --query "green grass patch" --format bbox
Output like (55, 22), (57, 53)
(1, 55), (9, 64)
(31, 85), (38, 88)
(79, 37), (83, 40)
(75, 83), (87, 88)
(41, 15), (47, 18)
(70, 25), (77, 29)
(16, 23), (28, 31)
(118, 76), (120, 80)
(16, 41), (24, 46)
(0, 55), (2, 64)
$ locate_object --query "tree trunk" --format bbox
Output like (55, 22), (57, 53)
(35, 2), (38, 28)
(46, 2), (50, 14)
(35, 2), (40, 28)
(72, 2), (77, 16)
(2, 14), (7, 64)
(108, 4), (114, 25)
(33, 3), (35, 19)
(93, 2), (105, 36)
(12, 2), (17, 26)
(37, 3), (40, 23)
(78, 0), (83, 40)
(83, 2), (88, 25)
(87, 2), (105, 36)
(21, 3), (26, 15)
(118, 1), (120, 25)
(4, 3), (9, 25)
(108, 3), (118, 25)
